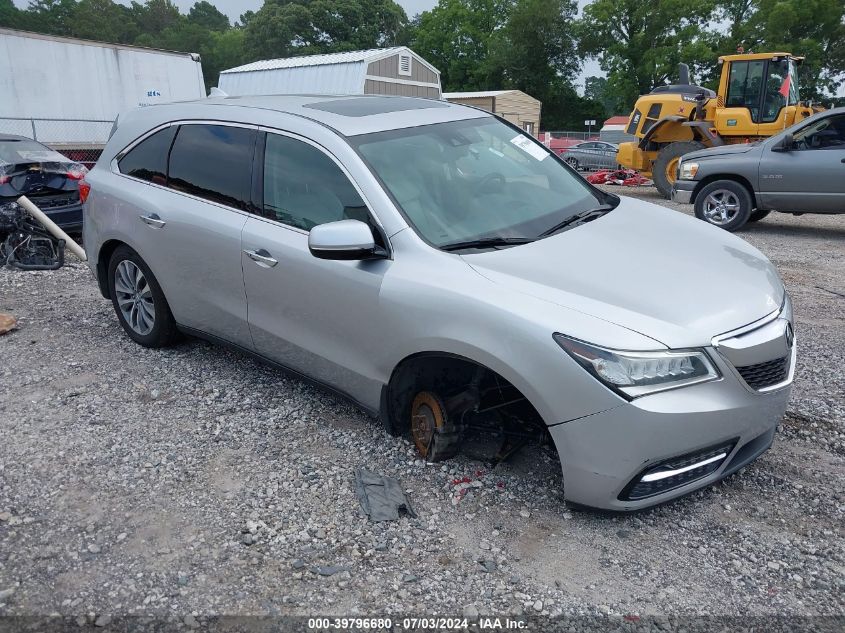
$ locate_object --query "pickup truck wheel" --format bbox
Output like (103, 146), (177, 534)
(748, 209), (771, 223)
(653, 141), (705, 198)
(410, 391), (461, 462)
(694, 181), (752, 231)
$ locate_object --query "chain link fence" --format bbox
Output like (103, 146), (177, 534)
(0, 117), (113, 167)
(541, 131), (600, 142)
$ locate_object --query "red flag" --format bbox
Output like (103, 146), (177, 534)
(778, 74), (791, 99)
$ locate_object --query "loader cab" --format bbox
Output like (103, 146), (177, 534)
(715, 54), (802, 137)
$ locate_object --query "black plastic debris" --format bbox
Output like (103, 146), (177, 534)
(354, 468), (417, 522)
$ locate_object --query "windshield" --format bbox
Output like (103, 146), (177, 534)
(352, 117), (607, 249)
(762, 59), (800, 122)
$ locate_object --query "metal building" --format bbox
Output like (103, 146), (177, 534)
(442, 90), (541, 136)
(599, 116), (638, 144)
(219, 47), (441, 99)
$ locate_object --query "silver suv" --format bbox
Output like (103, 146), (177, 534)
(84, 95), (795, 510)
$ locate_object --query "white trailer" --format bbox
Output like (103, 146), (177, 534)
(0, 28), (205, 149)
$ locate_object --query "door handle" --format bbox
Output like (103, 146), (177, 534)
(243, 248), (278, 267)
(841, 158), (845, 163)
(139, 213), (166, 228)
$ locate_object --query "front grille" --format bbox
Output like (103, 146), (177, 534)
(736, 356), (789, 390)
(620, 441), (736, 501)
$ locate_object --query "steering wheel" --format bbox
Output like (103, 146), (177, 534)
(475, 172), (506, 193)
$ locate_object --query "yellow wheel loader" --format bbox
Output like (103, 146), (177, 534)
(616, 53), (822, 198)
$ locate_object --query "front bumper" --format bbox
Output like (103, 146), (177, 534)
(549, 337), (794, 511)
(672, 179), (696, 205)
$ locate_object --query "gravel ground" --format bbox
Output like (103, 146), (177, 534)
(1, 188), (843, 626)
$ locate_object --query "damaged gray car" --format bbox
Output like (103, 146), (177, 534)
(82, 95), (795, 510)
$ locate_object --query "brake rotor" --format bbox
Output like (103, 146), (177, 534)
(410, 391), (445, 458)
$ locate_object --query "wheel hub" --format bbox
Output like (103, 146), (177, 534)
(703, 189), (739, 225)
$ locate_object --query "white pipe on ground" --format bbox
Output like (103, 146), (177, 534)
(16, 195), (87, 262)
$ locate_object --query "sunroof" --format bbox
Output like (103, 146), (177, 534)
(303, 96), (448, 117)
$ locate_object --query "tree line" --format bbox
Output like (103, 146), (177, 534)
(1, 0), (843, 129)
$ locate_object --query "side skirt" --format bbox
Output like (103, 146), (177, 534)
(176, 324), (382, 421)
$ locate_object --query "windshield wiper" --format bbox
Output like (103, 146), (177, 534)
(538, 205), (615, 238)
(440, 236), (535, 252)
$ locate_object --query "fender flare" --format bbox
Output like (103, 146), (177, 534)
(637, 115), (686, 149)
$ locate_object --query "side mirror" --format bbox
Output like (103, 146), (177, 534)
(772, 132), (794, 152)
(308, 219), (382, 261)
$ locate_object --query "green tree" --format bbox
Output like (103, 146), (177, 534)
(244, 0), (408, 60)
(238, 9), (255, 26)
(411, 0), (512, 90)
(583, 76), (617, 116)
(487, 0), (581, 126)
(188, 0), (229, 31)
(70, 0), (138, 43)
(0, 0), (23, 28)
(24, 0), (77, 35)
(130, 0), (182, 39)
(202, 28), (248, 87)
(578, 0), (716, 109)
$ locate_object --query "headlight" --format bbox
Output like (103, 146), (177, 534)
(679, 161), (699, 180)
(554, 334), (720, 398)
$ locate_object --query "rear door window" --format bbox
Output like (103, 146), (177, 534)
(168, 124), (256, 210)
(117, 126), (176, 185)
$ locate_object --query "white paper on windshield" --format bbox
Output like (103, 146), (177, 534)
(17, 150), (67, 162)
(509, 135), (548, 161)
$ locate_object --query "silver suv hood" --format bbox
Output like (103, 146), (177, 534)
(463, 197), (784, 348)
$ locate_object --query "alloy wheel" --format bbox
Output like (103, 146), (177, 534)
(114, 260), (156, 335)
(702, 189), (741, 225)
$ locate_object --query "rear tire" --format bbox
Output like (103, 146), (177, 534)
(694, 180), (753, 232)
(564, 156), (579, 170)
(748, 209), (771, 223)
(108, 245), (179, 348)
(653, 141), (705, 199)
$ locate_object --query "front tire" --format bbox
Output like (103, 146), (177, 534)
(694, 180), (753, 232)
(564, 156), (579, 170)
(108, 245), (178, 347)
(653, 141), (705, 198)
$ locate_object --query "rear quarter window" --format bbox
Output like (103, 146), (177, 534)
(117, 126), (176, 185)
